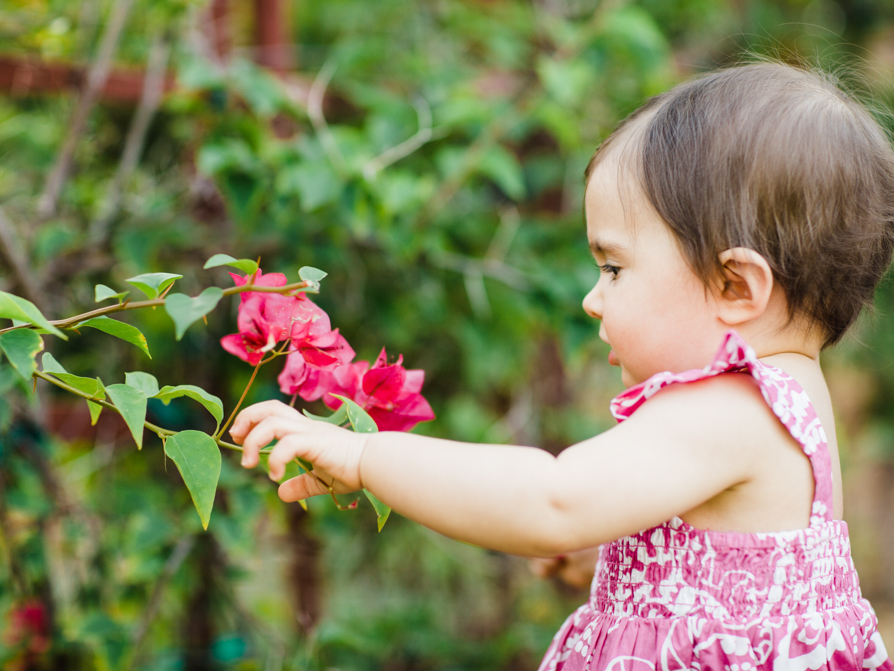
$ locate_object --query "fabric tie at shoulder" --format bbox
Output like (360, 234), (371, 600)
(609, 330), (757, 422)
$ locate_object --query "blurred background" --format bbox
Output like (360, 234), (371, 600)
(1, 0), (894, 668)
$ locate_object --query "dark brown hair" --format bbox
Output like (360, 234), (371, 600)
(587, 62), (894, 347)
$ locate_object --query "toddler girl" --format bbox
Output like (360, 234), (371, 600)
(231, 62), (894, 670)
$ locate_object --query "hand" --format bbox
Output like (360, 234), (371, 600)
(529, 546), (601, 589)
(230, 400), (369, 502)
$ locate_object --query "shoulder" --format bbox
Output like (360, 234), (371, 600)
(622, 371), (784, 462)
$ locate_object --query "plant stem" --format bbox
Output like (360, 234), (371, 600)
(33, 370), (172, 437)
(0, 280), (313, 335)
(34, 370), (273, 454)
(214, 360), (263, 441)
(293, 458), (356, 510)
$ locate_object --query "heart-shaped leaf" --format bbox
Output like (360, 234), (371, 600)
(154, 385), (224, 429)
(302, 404), (348, 426)
(94, 284), (129, 303)
(87, 400), (102, 425)
(164, 287), (224, 341)
(203, 254), (259, 276)
(298, 266), (328, 283)
(331, 394), (378, 434)
(364, 489), (392, 532)
(164, 430), (221, 530)
(328, 395), (390, 529)
(125, 273), (183, 300)
(105, 383), (147, 449)
(125, 371), (159, 397)
(41, 353), (106, 423)
(0, 329), (44, 382)
(75, 316), (151, 358)
(40, 352), (66, 375)
(0, 292), (66, 338)
(42, 353), (104, 395)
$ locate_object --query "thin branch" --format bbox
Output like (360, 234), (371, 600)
(0, 280), (313, 335)
(89, 30), (172, 245)
(0, 205), (48, 313)
(307, 60), (345, 172)
(215, 360), (263, 441)
(486, 207), (520, 262)
(33, 371), (268, 454)
(37, 0), (136, 219)
(430, 250), (528, 291)
(362, 97), (434, 181)
(33, 371), (173, 438)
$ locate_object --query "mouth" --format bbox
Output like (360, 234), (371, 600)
(608, 349), (620, 367)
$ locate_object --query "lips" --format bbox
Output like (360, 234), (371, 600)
(608, 349), (620, 366)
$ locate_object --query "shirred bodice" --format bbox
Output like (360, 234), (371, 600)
(593, 517), (860, 621)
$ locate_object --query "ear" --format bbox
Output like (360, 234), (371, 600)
(714, 248), (774, 326)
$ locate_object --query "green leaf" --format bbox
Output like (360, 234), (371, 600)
(0, 330), (44, 382)
(298, 266), (328, 284)
(536, 56), (595, 108)
(478, 145), (526, 201)
(125, 371), (159, 397)
(105, 384), (147, 449)
(94, 284), (129, 303)
(0, 366), (17, 395)
(154, 385), (224, 429)
(125, 272), (183, 300)
(364, 489), (392, 532)
(42, 353), (106, 422)
(75, 316), (151, 359)
(164, 430), (221, 530)
(275, 162), (343, 212)
(302, 404), (348, 426)
(164, 288), (224, 341)
(40, 351), (66, 375)
(87, 401), (102, 426)
(53, 374), (104, 396)
(331, 395), (378, 434)
(0, 292), (66, 338)
(203, 254), (259, 276)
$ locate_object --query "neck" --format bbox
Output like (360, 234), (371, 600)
(732, 320), (824, 363)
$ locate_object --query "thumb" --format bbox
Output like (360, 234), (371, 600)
(278, 473), (331, 502)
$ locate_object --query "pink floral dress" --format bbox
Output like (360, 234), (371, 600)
(539, 331), (891, 671)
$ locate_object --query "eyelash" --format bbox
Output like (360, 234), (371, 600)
(597, 262), (620, 278)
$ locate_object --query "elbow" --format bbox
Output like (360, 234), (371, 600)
(526, 497), (586, 558)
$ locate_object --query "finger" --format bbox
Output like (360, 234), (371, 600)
(241, 415), (308, 468)
(267, 434), (315, 481)
(278, 473), (332, 502)
(230, 400), (300, 444)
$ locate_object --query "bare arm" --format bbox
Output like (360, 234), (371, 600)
(232, 374), (765, 556)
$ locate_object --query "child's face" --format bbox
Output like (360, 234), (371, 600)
(582, 157), (728, 387)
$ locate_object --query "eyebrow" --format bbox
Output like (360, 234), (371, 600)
(588, 238), (626, 256)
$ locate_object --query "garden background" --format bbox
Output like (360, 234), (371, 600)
(2, 0), (894, 668)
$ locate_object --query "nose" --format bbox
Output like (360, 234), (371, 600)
(582, 281), (603, 320)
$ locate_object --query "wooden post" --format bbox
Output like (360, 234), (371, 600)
(254, 0), (290, 73)
(208, 0), (231, 63)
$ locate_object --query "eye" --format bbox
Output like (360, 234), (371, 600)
(599, 263), (620, 278)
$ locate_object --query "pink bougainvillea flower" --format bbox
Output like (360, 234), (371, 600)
(3, 599), (50, 654)
(320, 348), (435, 432)
(221, 270), (332, 366)
(278, 329), (355, 399)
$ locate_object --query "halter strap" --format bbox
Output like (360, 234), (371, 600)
(609, 330), (834, 526)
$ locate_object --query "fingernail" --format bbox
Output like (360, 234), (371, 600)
(241, 456), (247, 467)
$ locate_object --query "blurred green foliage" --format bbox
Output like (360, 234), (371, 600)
(1, 0), (894, 668)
